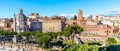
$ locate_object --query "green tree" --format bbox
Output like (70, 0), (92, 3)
(18, 32), (30, 36)
(63, 25), (83, 35)
(73, 15), (77, 20)
(30, 31), (42, 36)
(34, 32), (42, 39)
(63, 44), (98, 51)
(17, 32), (34, 43)
(0, 31), (17, 36)
(56, 31), (63, 35)
(8, 32), (17, 35)
(63, 25), (83, 43)
(106, 37), (117, 46)
(0, 30), (4, 34)
(46, 32), (58, 39)
(38, 34), (52, 48)
(63, 31), (71, 37)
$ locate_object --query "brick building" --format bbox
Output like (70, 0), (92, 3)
(0, 18), (13, 31)
(66, 9), (119, 36)
(27, 13), (42, 31)
(42, 17), (65, 33)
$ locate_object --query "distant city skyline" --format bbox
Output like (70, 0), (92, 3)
(0, 0), (120, 18)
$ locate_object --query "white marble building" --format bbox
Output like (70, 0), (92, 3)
(13, 9), (29, 33)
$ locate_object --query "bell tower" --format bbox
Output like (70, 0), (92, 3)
(77, 9), (83, 20)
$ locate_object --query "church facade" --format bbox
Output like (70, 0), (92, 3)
(13, 8), (29, 33)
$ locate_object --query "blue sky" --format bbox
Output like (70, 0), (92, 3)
(0, 0), (120, 18)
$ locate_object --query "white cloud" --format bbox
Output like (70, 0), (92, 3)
(60, 13), (91, 18)
(83, 14), (90, 17)
(85, 8), (120, 16)
(100, 8), (120, 15)
(60, 8), (120, 18)
(71, 14), (76, 17)
(60, 13), (77, 18)
(60, 13), (66, 16)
